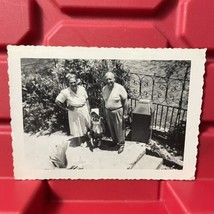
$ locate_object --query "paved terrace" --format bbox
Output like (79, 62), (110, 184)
(24, 132), (182, 171)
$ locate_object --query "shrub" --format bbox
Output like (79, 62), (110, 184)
(166, 120), (186, 156)
(21, 59), (130, 135)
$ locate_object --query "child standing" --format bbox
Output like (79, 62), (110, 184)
(89, 108), (105, 148)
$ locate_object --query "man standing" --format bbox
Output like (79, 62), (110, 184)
(102, 72), (128, 154)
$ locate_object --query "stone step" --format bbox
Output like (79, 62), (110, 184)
(132, 154), (163, 169)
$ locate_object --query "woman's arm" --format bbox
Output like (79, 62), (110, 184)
(86, 98), (90, 112)
(55, 100), (68, 111)
(55, 89), (75, 111)
(55, 100), (74, 111)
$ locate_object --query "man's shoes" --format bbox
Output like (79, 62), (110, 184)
(118, 145), (124, 154)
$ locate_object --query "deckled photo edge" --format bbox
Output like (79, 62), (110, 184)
(7, 46), (206, 180)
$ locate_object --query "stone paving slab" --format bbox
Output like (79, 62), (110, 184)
(132, 154), (163, 170)
(24, 133), (163, 170)
(66, 141), (146, 169)
(24, 133), (147, 170)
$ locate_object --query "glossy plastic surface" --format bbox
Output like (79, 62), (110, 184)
(0, 0), (214, 213)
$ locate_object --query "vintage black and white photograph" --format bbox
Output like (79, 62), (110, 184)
(8, 46), (206, 179)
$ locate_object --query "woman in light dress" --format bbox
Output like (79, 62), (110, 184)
(55, 73), (90, 138)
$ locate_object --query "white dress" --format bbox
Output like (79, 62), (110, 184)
(56, 86), (90, 137)
(91, 120), (102, 134)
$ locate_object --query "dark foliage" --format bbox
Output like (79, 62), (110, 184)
(22, 59), (130, 135)
(152, 119), (186, 157)
(166, 120), (186, 156)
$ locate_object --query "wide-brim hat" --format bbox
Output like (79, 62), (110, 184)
(91, 108), (99, 116)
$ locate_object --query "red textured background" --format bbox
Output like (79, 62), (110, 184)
(0, 0), (214, 213)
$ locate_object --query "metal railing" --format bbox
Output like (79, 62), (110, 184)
(129, 99), (187, 132)
(128, 72), (189, 133)
(129, 72), (189, 109)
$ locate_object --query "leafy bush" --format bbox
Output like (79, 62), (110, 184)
(22, 59), (130, 135)
(166, 120), (186, 156)
(151, 119), (186, 157)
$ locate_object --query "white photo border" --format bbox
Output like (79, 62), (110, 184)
(7, 46), (206, 180)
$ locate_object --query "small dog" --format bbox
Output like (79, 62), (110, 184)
(88, 109), (105, 148)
